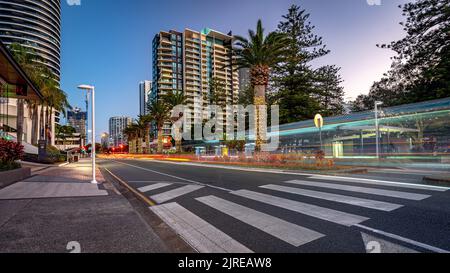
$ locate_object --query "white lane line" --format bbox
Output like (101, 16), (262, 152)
(310, 175), (449, 192)
(150, 202), (252, 253)
(112, 160), (232, 192)
(151, 185), (204, 203)
(196, 195), (324, 247)
(261, 184), (402, 212)
(122, 158), (450, 192)
(285, 180), (431, 201)
(355, 224), (450, 253)
(138, 183), (172, 193)
(232, 190), (369, 227)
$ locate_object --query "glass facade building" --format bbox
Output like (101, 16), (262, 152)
(273, 98), (450, 166)
(0, 0), (61, 81)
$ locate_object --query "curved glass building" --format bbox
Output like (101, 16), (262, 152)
(0, 0), (61, 81)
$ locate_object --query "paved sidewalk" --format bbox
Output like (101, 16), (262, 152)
(0, 159), (169, 253)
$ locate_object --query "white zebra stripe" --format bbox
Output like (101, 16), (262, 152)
(285, 180), (431, 200)
(261, 184), (403, 211)
(196, 195), (324, 247)
(151, 185), (204, 203)
(232, 189), (369, 226)
(138, 183), (172, 193)
(150, 202), (252, 253)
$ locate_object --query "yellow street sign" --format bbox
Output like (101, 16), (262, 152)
(314, 114), (324, 129)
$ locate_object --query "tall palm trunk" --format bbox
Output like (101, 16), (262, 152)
(16, 99), (24, 144)
(138, 137), (143, 154)
(145, 124), (151, 154)
(175, 139), (182, 154)
(251, 65), (269, 152)
(157, 127), (163, 154)
(31, 103), (39, 145)
(39, 104), (45, 140)
(175, 128), (182, 154)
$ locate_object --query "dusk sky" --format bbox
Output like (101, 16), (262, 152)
(60, 0), (409, 137)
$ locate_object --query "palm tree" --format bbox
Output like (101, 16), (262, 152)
(8, 43), (71, 145)
(163, 90), (186, 153)
(138, 114), (153, 154)
(123, 125), (138, 154)
(233, 20), (288, 151)
(133, 118), (147, 154)
(7, 44), (40, 144)
(147, 100), (170, 154)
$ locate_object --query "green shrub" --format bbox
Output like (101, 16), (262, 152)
(0, 139), (24, 171)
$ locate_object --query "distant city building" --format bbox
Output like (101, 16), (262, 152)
(152, 28), (239, 137)
(139, 80), (152, 116)
(55, 133), (82, 151)
(109, 116), (132, 147)
(67, 108), (87, 145)
(238, 68), (250, 92)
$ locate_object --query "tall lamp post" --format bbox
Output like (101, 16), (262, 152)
(78, 84), (97, 184)
(375, 101), (383, 160)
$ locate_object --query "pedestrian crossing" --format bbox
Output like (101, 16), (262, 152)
(130, 176), (447, 253)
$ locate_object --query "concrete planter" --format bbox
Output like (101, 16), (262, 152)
(0, 167), (31, 189)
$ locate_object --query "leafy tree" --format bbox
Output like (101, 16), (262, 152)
(313, 65), (345, 116)
(163, 90), (187, 153)
(205, 78), (227, 107)
(273, 5), (344, 122)
(138, 114), (153, 154)
(147, 100), (170, 154)
(8, 43), (70, 145)
(233, 19), (288, 151)
(355, 0), (450, 110)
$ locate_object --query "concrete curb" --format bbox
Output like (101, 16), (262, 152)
(423, 176), (450, 186)
(0, 167), (31, 189)
(99, 167), (194, 253)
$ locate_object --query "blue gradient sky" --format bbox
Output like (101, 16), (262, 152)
(60, 0), (409, 137)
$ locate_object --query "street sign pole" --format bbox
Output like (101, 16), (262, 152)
(314, 114), (324, 152)
(319, 126), (323, 151)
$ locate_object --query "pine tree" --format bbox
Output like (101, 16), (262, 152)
(356, 0), (450, 110)
(273, 5), (345, 123)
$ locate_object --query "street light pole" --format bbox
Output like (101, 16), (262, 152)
(78, 85), (97, 184)
(375, 101), (383, 160)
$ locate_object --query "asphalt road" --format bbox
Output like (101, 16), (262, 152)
(99, 159), (450, 253)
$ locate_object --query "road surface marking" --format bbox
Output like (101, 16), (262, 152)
(232, 190), (369, 227)
(285, 180), (431, 201)
(151, 185), (204, 203)
(103, 168), (156, 206)
(261, 184), (402, 211)
(355, 224), (450, 253)
(361, 232), (419, 253)
(196, 195), (324, 247)
(150, 202), (252, 253)
(138, 183), (172, 193)
(112, 160), (232, 192)
(123, 159), (450, 191)
(310, 175), (449, 192)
